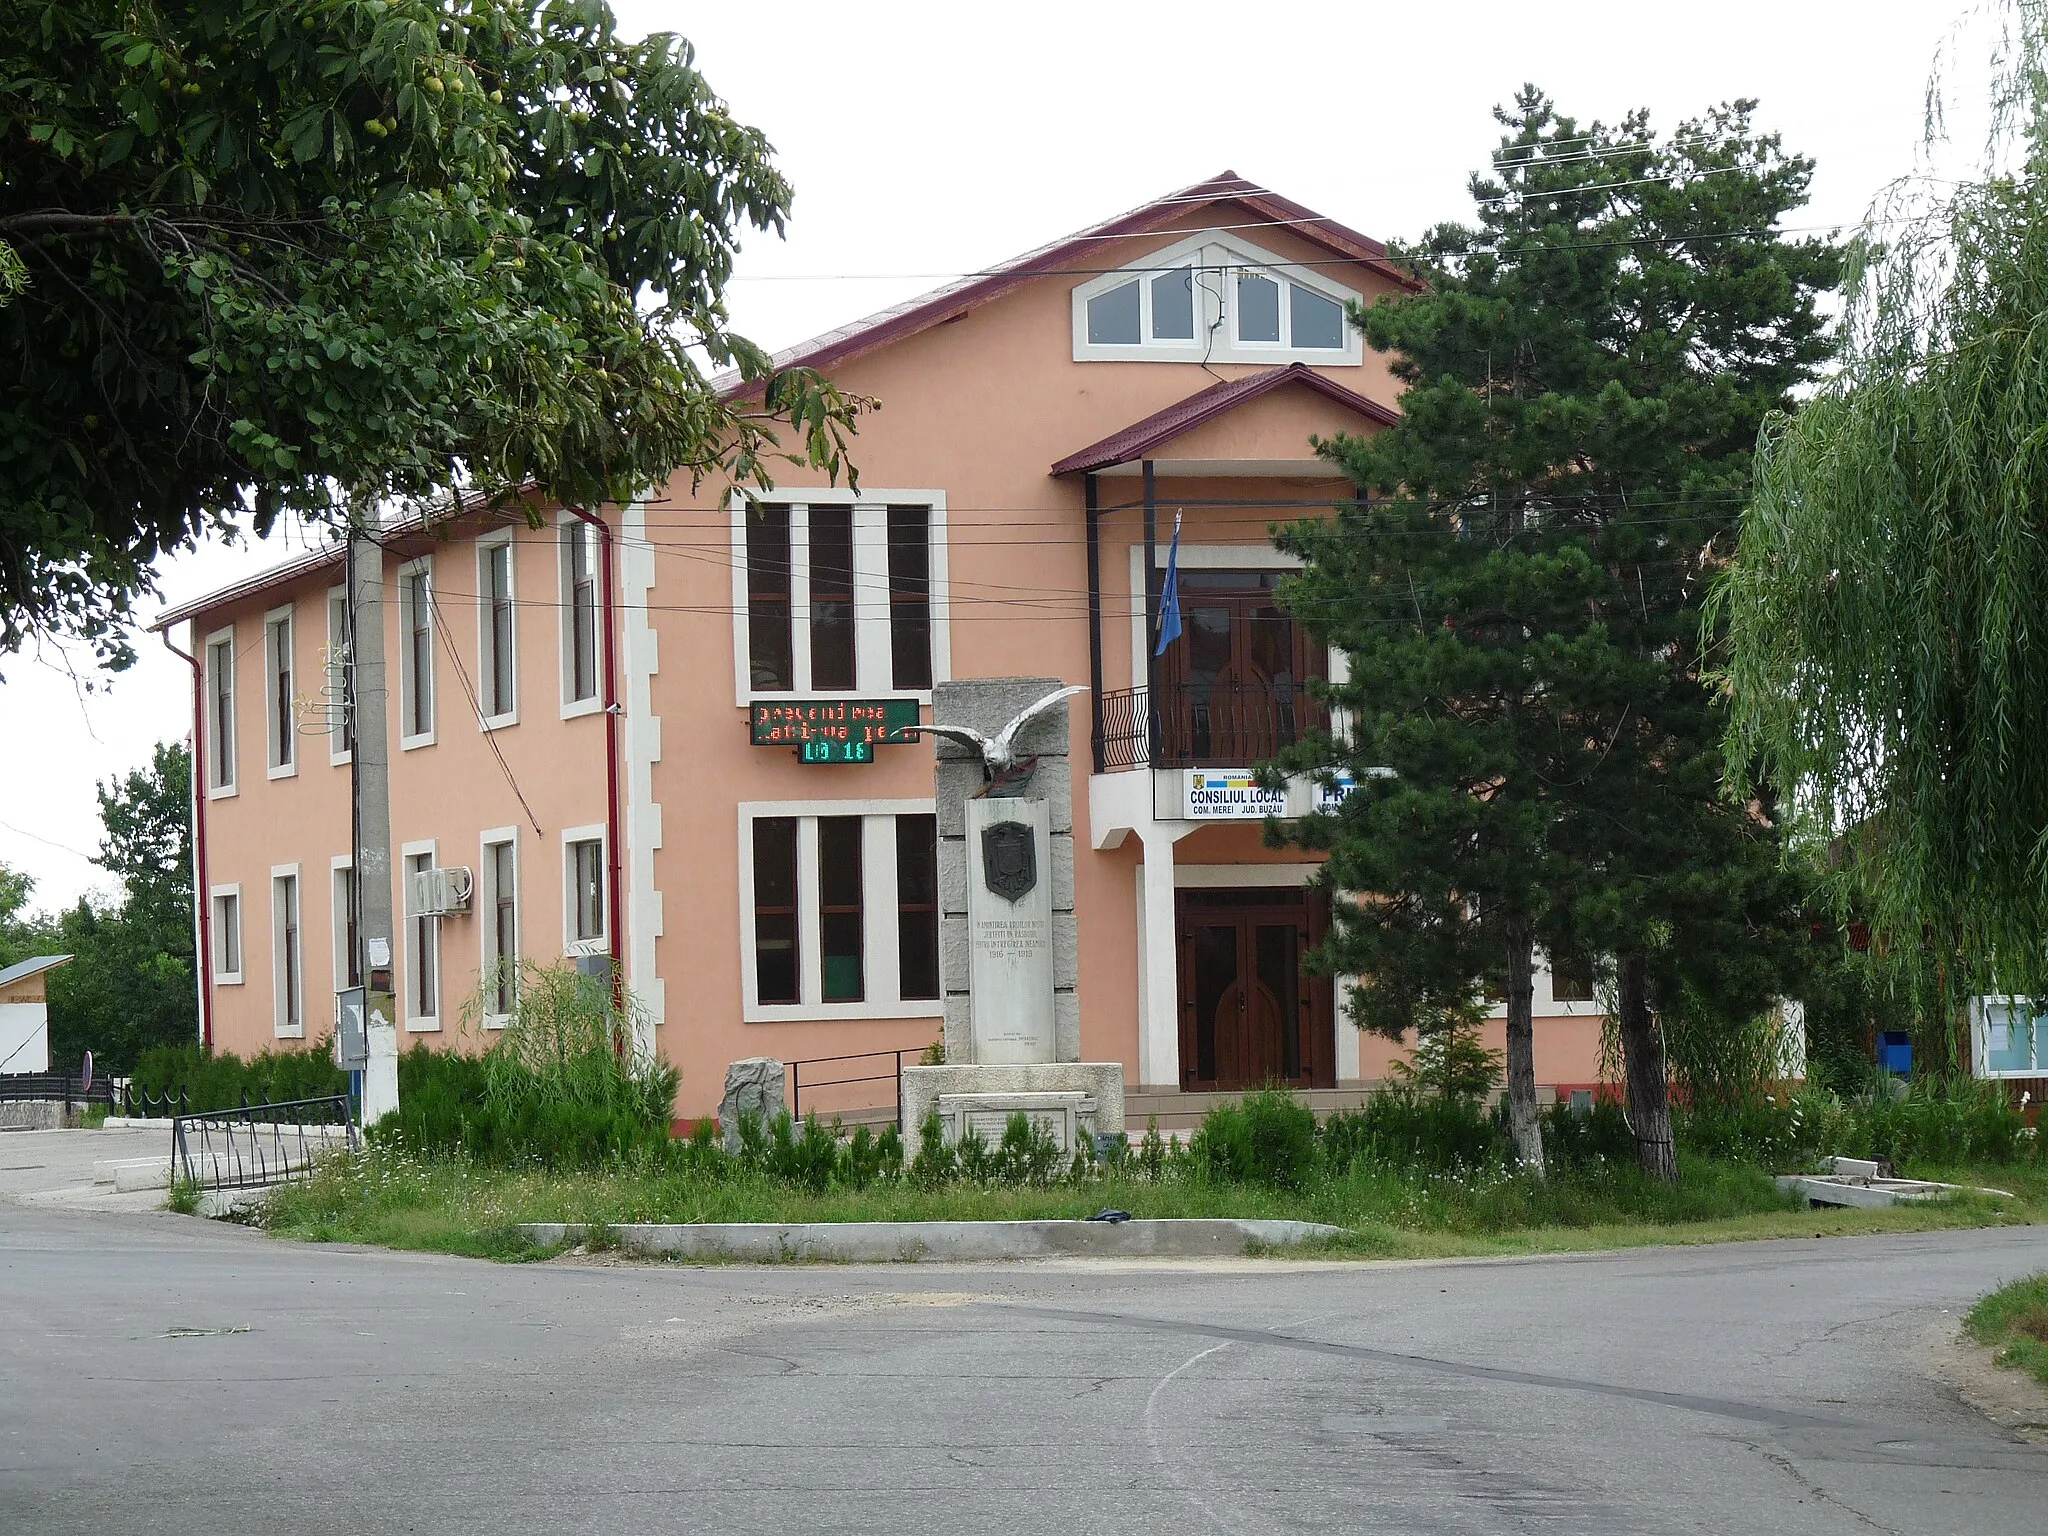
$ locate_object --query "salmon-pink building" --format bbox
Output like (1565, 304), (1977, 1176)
(155, 175), (1609, 1125)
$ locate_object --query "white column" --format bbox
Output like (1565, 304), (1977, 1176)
(1138, 831), (1180, 1089)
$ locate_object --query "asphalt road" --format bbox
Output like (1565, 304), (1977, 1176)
(3, 1204), (2045, 1535)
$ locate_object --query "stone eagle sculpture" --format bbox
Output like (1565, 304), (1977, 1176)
(905, 684), (1087, 779)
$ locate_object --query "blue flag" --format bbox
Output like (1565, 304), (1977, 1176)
(1154, 512), (1183, 657)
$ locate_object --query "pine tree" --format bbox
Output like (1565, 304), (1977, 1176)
(1277, 89), (1841, 1178)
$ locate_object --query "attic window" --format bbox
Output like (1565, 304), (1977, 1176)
(1072, 232), (1364, 365)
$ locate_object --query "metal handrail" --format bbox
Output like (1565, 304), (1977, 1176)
(170, 1094), (358, 1191)
(1097, 683), (1325, 771)
(784, 1049), (914, 1123)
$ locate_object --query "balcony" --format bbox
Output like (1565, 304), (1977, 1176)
(1095, 683), (1325, 771)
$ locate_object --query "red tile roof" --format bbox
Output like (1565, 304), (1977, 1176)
(1050, 363), (1398, 476)
(715, 171), (1418, 397)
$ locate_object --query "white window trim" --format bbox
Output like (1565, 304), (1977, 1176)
(1972, 995), (2048, 1079)
(263, 603), (297, 781)
(325, 586), (352, 768)
(401, 838), (441, 1032)
(270, 863), (303, 1039)
(475, 530), (519, 731)
(209, 882), (243, 985)
(398, 555), (436, 751)
(728, 489), (952, 708)
(1071, 230), (1364, 366)
(329, 854), (355, 996)
(479, 827), (520, 1029)
(203, 624), (238, 800)
(736, 798), (943, 1024)
(561, 823), (609, 956)
(557, 511), (605, 720)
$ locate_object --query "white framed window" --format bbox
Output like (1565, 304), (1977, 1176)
(477, 532), (518, 728)
(559, 514), (603, 717)
(1071, 230), (1364, 365)
(736, 800), (942, 1023)
(210, 884), (243, 985)
(270, 865), (303, 1038)
(402, 840), (440, 1031)
(325, 587), (353, 767)
(562, 825), (608, 956)
(331, 855), (360, 993)
(399, 556), (436, 750)
(203, 625), (237, 798)
(480, 828), (519, 1026)
(1973, 996), (2048, 1078)
(263, 604), (296, 779)
(729, 490), (950, 705)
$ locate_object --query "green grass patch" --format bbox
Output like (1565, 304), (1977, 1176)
(261, 1144), (2048, 1263)
(1965, 1271), (2048, 1389)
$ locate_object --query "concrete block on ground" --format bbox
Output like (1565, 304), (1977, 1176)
(719, 1057), (786, 1153)
(901, 1061), (1124, 1141)
(520, 1217), (1341, 1263)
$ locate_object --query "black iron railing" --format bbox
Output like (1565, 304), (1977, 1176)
(171, 1095), (357, 1191)
(784, 1049), (914, 1123)
(1096, 683), (1325, 771)
(0, 1072), (116, 1107)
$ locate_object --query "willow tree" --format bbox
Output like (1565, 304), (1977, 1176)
(1716, 3), (2048, 1036)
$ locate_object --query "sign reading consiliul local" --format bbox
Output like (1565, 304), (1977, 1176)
(750, 698), (920, 763)
(1183, 769), (1288, 819)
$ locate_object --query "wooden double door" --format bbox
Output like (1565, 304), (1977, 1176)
(1177, 887), (1335, 1090)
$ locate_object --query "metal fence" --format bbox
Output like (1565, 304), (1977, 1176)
(784, 1050), (914, 1124)
(0, 1072), (115, 1107)
(1096, 683), (1323, 771)
(170, 1095), (358, 1191)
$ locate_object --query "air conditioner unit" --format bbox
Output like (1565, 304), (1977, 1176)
(407, 865), (473, 918)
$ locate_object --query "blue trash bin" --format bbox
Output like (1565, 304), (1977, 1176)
(1876, 1031), (1912, 1076)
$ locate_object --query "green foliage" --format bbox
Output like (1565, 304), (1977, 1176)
(1966, 1272), (2048, 1388)
(1323, 1088), (1502, 1173)
(1190, 1089), (1323, 1190)
(165, 1174), (202, 1215)
(0, 0), (865, 663)
(1387, 994), (1502, 1106)
(1717, 5), (2048, 1004)
(1, 743), (199, 1073)
(131, 1038), (344, 1109)
(1270, 89), (1841, 1171)
(1676, 1077), (2040, 1169)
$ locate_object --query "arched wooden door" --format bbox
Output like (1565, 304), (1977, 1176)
(1176, 887), (1334, 1090)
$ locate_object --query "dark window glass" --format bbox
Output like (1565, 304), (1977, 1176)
(752, 818), (799, 1004)
(1087, 280), (1141, 344)
(895, 814), (939, 1000)
(269, 617), (293, 768)
(818, 816), (864, 1002)
(566, 523), (599, 703)
(809, 504), (856, 690)
(1236, 271), (1280, 343)
(491, 842), (517, 1015)
(571, 839), (605, 944)
(209, 639), (235, 787)
(1152, 267), (1195, 339)
(746, 503), (793, 691)
(328, 596), (354, 755)
(278, 876), (299, 1031)
(406, 572), (433, 737)
(887, 504), (932, 691)
(1551, 953), (1596, 1003)
(486, 543), (514, 717)
(1290, 284), (1345, 349)
(337, 867), (360, 989)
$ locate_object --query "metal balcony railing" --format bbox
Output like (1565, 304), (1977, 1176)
(1096, 683), (1324, 771)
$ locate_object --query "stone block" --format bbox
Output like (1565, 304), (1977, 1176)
(938, 835), (969, 917)
(900, 1061), (1125, 1142)
(1054, 989), (1082, 1062)
(942, 996), (974, 1066)
(1030, 758), (1075, 834)
(1052, 912), (1080, 990)
(939, 914), (971, 992)
(931, 677), (1076, 760)
(1050, 831), (1075, 910)
(718, 1056), (786, 1153)
(935, 762), (985, 837)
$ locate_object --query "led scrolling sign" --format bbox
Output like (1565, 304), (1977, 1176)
(749, 698), (922, 763)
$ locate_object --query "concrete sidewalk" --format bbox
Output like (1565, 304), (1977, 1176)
(0, 1127), (173, 1214)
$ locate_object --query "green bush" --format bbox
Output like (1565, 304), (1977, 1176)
(1324, 1087), (1501, 1173)
(1190, 1088), (1322, 1190)
(1541, 1099), (1635, 1168)
(130, 1040), (346, 1112)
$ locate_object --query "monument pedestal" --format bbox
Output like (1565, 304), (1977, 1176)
(904, 677), (1126, 1153)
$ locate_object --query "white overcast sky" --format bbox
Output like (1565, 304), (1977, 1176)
(0, 0), (1993, 910)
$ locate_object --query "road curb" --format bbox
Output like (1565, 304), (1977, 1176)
(518, 1217), (1344, 1262)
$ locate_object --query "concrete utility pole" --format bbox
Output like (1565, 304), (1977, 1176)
(348, 521), (400, 1121)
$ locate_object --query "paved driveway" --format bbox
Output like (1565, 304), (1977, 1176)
(2, 1203), (2044, 1533)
